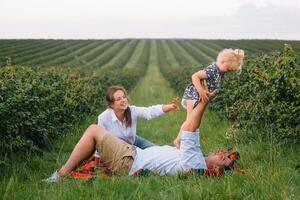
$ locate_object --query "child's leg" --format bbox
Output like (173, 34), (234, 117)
(59, 125), (106, 176)
(174, 99), (194, 148)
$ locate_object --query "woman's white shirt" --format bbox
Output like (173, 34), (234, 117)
(94, 105), (164, 157)
(98, 105), (164, 143)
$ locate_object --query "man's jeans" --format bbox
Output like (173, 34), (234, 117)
(134, 135), (156, 149)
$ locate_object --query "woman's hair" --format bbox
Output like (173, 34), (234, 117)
(217, 48), (245, 72)
(105, 85), (132, 127)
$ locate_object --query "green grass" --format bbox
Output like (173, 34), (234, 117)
(1, 46), (300, 199)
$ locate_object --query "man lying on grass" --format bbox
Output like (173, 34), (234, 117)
(45, 81), (238, 182)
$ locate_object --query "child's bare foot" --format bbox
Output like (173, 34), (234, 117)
(173, 138), (180, 149)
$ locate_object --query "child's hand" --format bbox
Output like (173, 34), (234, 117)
(171, 97), (180, 111)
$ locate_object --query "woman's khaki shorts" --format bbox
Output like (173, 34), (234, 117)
(96, 133), (136, 174)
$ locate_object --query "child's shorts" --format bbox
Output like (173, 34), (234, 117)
(182, 83), (200, 109)
(181, 98), (199, 109)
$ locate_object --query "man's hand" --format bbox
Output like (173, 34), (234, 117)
(202, 80), (217, 101)
(199, 88), (209, 103)
(207, 90), (217, 100)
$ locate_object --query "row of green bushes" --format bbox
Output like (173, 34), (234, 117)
(212, 44), (299, 142)
(0, 66), (144, 155)
(160, 44), (299, 143)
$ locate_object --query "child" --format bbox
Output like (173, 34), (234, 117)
(173, 48), (245, 148)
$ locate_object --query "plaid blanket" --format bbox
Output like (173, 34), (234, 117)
(69, 156), (112, 181)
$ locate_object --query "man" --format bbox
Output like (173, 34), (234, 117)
(45, 82), (235, 182)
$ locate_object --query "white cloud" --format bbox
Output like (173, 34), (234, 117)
(0, 0), (299, 39)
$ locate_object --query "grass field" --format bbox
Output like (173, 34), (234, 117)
(0, 39), (299, 199)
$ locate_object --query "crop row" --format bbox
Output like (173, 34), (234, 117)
(0, 39), (156, 155)
(0, 65), (146, 155)
(1, 39), (300, 70)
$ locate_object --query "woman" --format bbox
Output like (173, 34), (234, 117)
(93, 85), (179, 158)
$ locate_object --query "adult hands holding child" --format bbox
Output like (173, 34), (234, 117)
(202, 80), (217, 102)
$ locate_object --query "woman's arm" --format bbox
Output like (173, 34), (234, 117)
(133, 98), (179, 120)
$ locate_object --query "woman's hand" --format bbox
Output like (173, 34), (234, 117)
(171, 97), (180, 111)
(162, 97), (180, 112)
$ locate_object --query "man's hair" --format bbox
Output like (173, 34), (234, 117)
(205, 151), (240, 177)
(204, 165), (224, 177)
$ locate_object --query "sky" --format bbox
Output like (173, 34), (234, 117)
(1, 0), (300, 40)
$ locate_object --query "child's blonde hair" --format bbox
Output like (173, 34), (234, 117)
(217, 48), (245, 71)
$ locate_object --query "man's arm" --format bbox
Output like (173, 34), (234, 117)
(181, 81), (217, 132)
